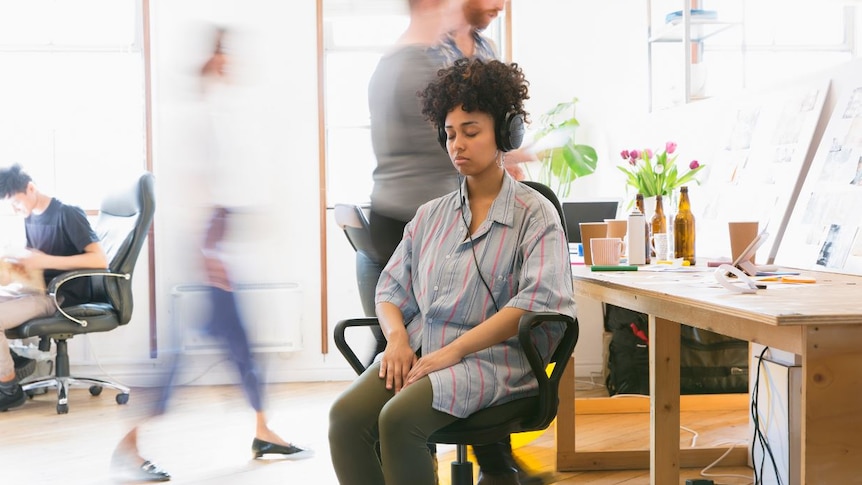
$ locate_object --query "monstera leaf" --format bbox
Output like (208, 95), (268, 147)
(528, 98), (597, 198)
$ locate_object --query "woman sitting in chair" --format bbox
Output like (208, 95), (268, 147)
(328, 58), (577, 485)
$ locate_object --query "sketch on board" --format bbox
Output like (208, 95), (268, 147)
(776, 66), (862, 274)
(816, 223), (857, 269)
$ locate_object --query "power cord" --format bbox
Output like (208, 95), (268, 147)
(698, 439), (753, 483)
(575, 371), (607, 391)
(751, 345), (783, 485)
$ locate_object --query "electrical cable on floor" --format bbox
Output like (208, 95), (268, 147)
(575, 371), (607, 390)
(699, 438), (753, 483)
(680, 425), (699, 448)
(609, 393), (702, 447)
(750, 345), (783, 485)
(83, 333), (131, 388)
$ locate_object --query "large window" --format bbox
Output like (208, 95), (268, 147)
(648, 0), (854, 109)
(0, 0), (147, 211)
(714, 1), (854, 90)
(321, 1), (506, 206)
(323, 3), (407, 206)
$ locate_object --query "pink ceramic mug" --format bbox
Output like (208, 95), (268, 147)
(590, 238), (623, 266)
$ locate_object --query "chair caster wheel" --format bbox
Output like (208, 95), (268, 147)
(116, 393), (129, 405)
(57, 403), (69, 414)
(89, 385), (103, 396)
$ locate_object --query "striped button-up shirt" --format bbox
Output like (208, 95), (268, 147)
(431, 30), (497, 66)
(376, 175), (577, 418)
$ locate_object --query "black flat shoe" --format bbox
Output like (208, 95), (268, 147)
(251, 438), (314, 460)
(111, 452), (171, 482)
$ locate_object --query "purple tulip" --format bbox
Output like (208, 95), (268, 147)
(620, 149), (630, 159)
(666, 141), (677, 154)
(629, 149), (640, 160)
(689, 160), (700, 170)
(628, 158), (637, 166)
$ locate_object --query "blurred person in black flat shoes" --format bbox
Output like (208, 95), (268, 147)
(110, 26), (311, 482)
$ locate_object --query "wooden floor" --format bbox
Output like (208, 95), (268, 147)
(0, 380), (755, 484)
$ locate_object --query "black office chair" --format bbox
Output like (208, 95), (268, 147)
(5, 172), (156, 414)
(333, 203), (384, 318)
(333, 181), (579, 485)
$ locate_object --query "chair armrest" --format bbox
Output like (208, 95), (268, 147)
(334, 312), (579, 432)
(517, 312), (579, 430)
(334, 318), (381, 375)
(47, 269), (130, 327)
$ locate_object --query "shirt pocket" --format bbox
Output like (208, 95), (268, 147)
(491, 272), (516, 301)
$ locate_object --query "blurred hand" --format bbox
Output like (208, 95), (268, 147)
(17, 249), (48, 271)
(202, 252), (232, 291)
(505, 162), (525, 181)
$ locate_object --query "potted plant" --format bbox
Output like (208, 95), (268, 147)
(524, 98), (598, 198)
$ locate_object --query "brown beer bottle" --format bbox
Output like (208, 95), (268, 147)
(673, 186), (696, 265)
(635, 193), (650, 264)
(650, 195), (667, 258)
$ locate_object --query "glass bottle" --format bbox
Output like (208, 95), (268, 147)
(650, 195), (667, 259)
(635, 194), (650, 264)
(673, 186), (696, 265)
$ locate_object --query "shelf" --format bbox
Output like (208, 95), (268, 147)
(649, 19), (741, 43)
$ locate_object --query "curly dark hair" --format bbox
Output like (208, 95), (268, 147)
(0, 164), (32, 199)
(420, 58), (530, 134)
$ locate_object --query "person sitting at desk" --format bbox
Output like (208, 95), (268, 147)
(328, 58), (577, 485)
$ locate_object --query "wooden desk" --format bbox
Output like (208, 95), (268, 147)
(557, 266), (862, 483)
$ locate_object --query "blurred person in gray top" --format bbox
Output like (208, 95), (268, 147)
(368, 0), (463, 263)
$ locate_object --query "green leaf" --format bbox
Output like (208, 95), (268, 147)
(673, 165), (705, 188)
(564, 144), (598, 177)
(530, 97), (597, 196)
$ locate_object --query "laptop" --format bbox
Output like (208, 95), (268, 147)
(561, 200), (621, 251)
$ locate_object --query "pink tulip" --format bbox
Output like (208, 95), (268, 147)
(628, 158), (637, 166)
(629, 149), (640, 159)
(666, 141), (677, 154)
(620, 149), (630, 159)
(644, 148), (653, 159)
(689, 160), (700, 169)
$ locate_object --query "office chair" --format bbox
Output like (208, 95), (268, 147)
(333, 203), (385, 318)
(5, 172), (156, 414)
(333, 181), (579, 485)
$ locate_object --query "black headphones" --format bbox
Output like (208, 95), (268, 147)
(437, 110), (525, 153)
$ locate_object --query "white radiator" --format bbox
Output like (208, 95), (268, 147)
(171, 283), (303, 353)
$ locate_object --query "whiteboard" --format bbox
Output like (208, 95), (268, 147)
(776, 64), (862, 275)
(692, 79), (830, 263)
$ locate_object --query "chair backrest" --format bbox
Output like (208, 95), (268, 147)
(92, 172), (156, 325)
(333, 203), (383, 265)
(520, 180), (567, 236)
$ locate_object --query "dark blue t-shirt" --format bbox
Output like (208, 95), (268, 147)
(25, 198), (101, 306)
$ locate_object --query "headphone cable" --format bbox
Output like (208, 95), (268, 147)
(458, 176), (500, 313)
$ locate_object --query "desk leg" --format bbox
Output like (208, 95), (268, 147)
(650, 316), (680, 485)
(801, 324), (862, 483)
(556, 355), (576, 469)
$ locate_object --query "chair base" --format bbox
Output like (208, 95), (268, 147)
(451, 448), (474, 485)
(23, 375), (130, 414)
